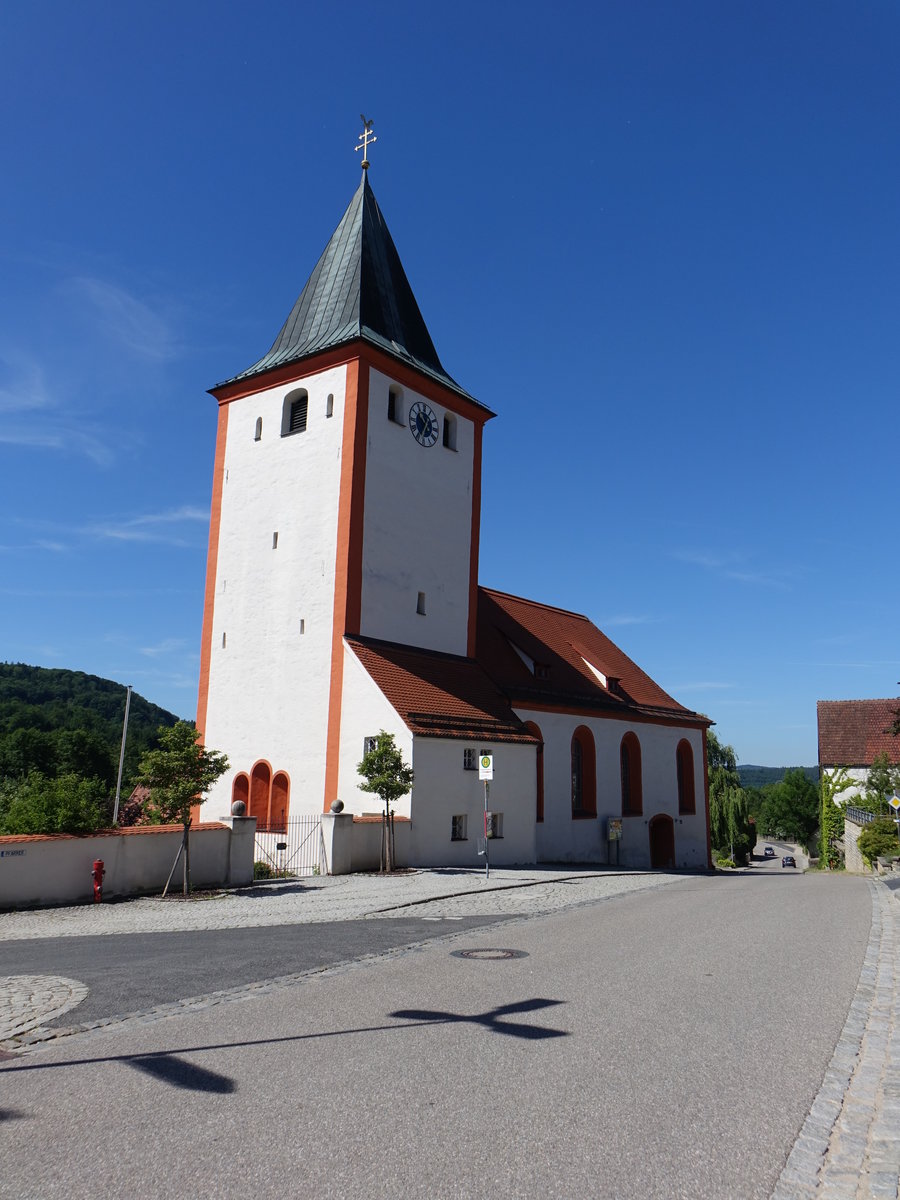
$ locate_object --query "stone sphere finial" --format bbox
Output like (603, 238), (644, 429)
(231, 799), (247, 817)
(330, 799), (344, 814)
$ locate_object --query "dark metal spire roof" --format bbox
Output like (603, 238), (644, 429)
(218, 173), (479, 404)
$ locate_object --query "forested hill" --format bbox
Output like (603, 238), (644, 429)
(0, 662), (182, 790)
(738, 765), (818, 789)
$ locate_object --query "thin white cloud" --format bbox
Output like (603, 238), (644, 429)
(65, 277), (180, 363)
(139, 638), (189, 658)
(597, 613), (657, 628)
(83, 506), (209, 545)
(670, 681), (737, 693)
(671, 549), (795, 590)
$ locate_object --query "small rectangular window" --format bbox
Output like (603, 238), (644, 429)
(387, 393), (396, 422)
(299, 619), (305, 635)
(442, 414), (457, 450)
(363, 735), (378, 756)
(451, 814), (467, 841)
(272, 531), (278, 549)
(463, 748), (477, 771)
(416, 591), (426, 615)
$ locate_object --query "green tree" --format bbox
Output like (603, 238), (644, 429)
(357, 731), (414, 873)
(136, 722), (229, 895)
(821, 767), (854, 869)
(706, 732), (754, 864)
(0, 771), (109, 835)
(857, 817), (900, 867)
(758, 768), (819, 844)
(860, 753), (900, 816)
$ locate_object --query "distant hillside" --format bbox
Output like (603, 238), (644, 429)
(738, 765), (818, 790)
(0, 663), (181, 790)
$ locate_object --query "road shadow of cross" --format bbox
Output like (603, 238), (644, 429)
(390, 998), (568, 1040)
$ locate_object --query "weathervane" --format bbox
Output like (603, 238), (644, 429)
(355, 115), (377, 169)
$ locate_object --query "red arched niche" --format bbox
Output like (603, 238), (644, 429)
(676, 739), (696, 814)
(249, 761), (272, 828)
(620, 731), (643, 816)
(571, 726), (596, 817)
(270, 772), (290, 833)
(524, 722), (544, 822)
(231, 773), (250, 813)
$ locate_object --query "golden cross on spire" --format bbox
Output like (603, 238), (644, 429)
(355, 115), (377, 170)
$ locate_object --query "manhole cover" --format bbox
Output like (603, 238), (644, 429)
(450, 948), (529, 961)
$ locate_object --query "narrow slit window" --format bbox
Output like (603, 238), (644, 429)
(416, 591), (426, 615)
(299, 619), (305, 635)
(254, 417), (262, 441)
(221, 632), (227, 648)
(326, 393), (334, 418)
(272, 532), (278, 549)
(442, 414), (457, 450)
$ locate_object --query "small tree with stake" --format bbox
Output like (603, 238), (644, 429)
(137, 721), (229, 896)
(357, 731), (414, 873)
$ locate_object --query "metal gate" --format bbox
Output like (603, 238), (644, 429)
(254, 816), (324, 878)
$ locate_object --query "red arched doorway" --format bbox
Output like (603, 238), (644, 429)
(649, 814), (675, 869)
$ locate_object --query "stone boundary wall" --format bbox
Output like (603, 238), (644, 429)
(321, 812), (410, 874)
(0, 818), (256, 910)
(844, 814), (871, 875)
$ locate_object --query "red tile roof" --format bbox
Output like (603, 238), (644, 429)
(346, 637), (536, 743)
(817, 699), (900, 767)
(347, 588), (707, 738)
(476, 588), (706, 724)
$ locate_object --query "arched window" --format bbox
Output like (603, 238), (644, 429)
(249, 760), (272, 827)
(676, 739), (696, 814)
(621, 732), (643, 816)
(571, 726), (596, 817)
(524, 721), (544, 823)
(254, 417), (262, 441)
(231, 773), (250, 812)
(281, 389), (308, 436)
(270, 772), (290, 833)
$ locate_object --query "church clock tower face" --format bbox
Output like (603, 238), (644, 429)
(409, 400), (438, 447)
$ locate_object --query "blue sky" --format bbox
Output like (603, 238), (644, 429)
(1, 1), (898, 767)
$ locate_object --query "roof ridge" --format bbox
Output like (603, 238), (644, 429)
(479, 586), (591, 622)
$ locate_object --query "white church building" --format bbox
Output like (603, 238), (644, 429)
(195, 157), (712, 871)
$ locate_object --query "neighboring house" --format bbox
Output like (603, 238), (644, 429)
(817, 698), (900, 803)
(195, 158), (712, 870)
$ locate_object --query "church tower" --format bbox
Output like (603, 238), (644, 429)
(196, 154), (494, 820)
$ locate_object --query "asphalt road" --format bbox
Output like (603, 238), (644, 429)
(0, 869), (872, 1200)
(0, 915), (514, 1028)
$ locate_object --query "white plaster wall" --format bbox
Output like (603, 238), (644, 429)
(822, 767), (868, 806)
(405, 738), (537, 867)
(200, 365), (347, 821)
(522, 709), (708, 869)
(360, 369), (474, 656)
(0, 824), (250, 909)
(336, 642), (412, 814)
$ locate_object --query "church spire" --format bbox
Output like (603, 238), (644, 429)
(217, 155), (480, 406)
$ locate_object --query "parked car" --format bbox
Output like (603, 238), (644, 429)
(764, 845), (775, 857)
(782, 855), (796, 868)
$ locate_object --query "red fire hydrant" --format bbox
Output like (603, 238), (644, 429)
(91, 858), (105, 904)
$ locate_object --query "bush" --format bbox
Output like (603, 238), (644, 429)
(253, 861), (276, 879)
(857, 818), (900, 867)
(0, 771), (110, 835)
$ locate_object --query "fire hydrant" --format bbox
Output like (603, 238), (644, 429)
(91, 858), (105, 904)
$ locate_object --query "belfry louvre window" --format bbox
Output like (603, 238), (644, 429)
(282, 389), (309, 436)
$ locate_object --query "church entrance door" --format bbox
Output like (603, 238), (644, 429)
(648, 814), (675, 869)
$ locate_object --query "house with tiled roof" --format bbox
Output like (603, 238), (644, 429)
(817, 699), (900, 803)
(195, 137), (712, 870)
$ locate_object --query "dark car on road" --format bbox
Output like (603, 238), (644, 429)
(764, 846), (775, 857)
(782, 855), (796, 868)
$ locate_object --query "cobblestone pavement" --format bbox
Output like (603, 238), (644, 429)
(771, 879), (900, 1200)
(3, 866), (900, 1197)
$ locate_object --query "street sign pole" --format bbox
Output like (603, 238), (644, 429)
(890, 794), (900, 849)
(478, 754), (494, 880)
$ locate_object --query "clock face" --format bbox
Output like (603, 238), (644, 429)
(409, 401), (439, 447)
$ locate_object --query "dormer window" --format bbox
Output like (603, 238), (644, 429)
(282, 389), (308, 437)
